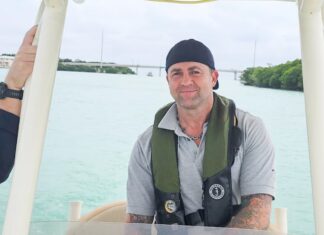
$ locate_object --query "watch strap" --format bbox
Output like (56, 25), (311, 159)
(5, 88), (24, 100)
(0, 82), (24, 100)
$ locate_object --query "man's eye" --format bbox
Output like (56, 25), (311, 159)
(191, 70), (200, 75)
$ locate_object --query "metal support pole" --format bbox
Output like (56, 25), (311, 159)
(2, 1), (68, 234)
(298, 1), (324, 234)
(100, 30), (104, 72)
(69, 201), (83, 221)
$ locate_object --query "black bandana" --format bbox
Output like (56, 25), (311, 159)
(165, 39), (219, 89)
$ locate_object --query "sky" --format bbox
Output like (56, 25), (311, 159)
(0, 0), (301, 71)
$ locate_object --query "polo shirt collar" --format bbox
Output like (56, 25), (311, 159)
(157, 103), (209, 138)
(157, 103), (187, 137)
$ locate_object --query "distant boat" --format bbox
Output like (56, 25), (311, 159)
(147, 72), (153, 77)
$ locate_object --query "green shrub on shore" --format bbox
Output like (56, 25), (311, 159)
(57, 58), (135, 75)
(240, 59), (303, 91)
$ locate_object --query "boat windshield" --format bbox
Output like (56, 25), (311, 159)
(29, 222), (290, 235)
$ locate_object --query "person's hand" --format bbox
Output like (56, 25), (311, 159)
(5, 25), (38, 90)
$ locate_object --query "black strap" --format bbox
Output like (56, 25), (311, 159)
(5, 89), (24, 100)
(232, 204), (242, 216)
(185, 209), (204, 226)
(185, 205), (243, 226)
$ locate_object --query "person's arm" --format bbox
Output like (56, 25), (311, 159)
(0, 110), (20, 183)
(0, 25), (37, 116)
(124, 131), (155, 235)
(228, 112), (276, 230)
(227, 194), (272, 230)
(0, 26), (37, 183)
(125, 128), (156, 224)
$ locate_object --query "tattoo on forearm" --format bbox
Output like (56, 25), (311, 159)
(227, 194), (272, 230)
(127, 213), (154, 224)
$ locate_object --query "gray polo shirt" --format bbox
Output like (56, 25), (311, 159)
(127, 104), (275, 216)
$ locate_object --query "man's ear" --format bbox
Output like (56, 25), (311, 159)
(166, 75), (169, 83)
(211, 69), (219, 87)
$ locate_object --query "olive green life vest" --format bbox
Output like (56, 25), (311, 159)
(151, 93), (241, 226)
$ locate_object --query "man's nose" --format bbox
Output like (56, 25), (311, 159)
(180, 73), (192, 86)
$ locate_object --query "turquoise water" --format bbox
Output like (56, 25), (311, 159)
(0, 69), (314, 234)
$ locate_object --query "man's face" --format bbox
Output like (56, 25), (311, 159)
(166, 61), (218, 110)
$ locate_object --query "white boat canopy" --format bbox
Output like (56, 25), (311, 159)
(148, 0), (296, 3)
(2, 0), (324, 234)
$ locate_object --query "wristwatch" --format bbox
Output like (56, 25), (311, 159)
(0, 82), (24, 100)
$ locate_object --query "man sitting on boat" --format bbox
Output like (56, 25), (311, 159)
(0, 27), (275, 231)
(126, 39), (276, 229)
(0, 26), (37, 183)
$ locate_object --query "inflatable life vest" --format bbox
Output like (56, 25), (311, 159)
(151, 93), (242, 226)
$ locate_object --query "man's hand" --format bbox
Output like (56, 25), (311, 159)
(5, 25), (38, 90)
(0, 26), (38, 116)
(125, 214), (153, 235)
(126, 213), (154, 224)
(227, 194), (272, 230)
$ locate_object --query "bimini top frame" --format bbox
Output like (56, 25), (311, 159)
(2, 0), (324, 235)
(148, 0), (216, 3)
(148, 0), (296, 3)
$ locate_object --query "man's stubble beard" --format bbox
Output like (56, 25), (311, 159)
(175, 91), (204, 110)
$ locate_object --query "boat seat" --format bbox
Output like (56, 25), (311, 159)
(79, 200), (127, 223)
(68, 201), (287, 234)
(66, 201), (127, 235)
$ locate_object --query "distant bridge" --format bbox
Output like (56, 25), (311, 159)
(61, 62), (243, 80)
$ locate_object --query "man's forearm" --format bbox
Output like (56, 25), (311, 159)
(0, 98), (22, 116)
(0, 71), (25, 117)
(227, 194), (272, 230)
(0, 26), (37, 183)
(0, 26), (38, 117)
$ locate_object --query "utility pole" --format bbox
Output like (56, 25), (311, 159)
(253, 39), (257, 68)
(100, 30), (104, 72)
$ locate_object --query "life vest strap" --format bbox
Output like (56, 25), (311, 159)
(185, 209), (204, 225)
(185, 205), (242, 226)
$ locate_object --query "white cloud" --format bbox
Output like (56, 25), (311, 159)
(0, 0), (301, 70)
